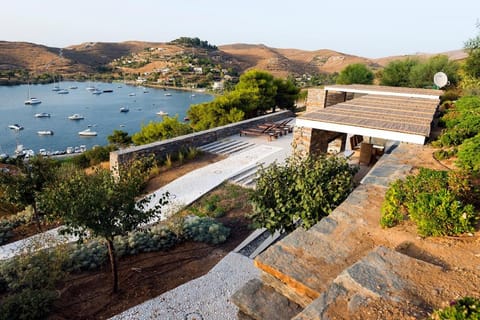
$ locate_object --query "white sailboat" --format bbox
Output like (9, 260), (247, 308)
(24, 83), (42, 105)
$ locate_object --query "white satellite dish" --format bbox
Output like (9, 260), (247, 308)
(434, 72), (448, 88)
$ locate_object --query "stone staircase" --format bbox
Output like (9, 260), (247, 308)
(230, 144), (480, 319)
(199, 138), (256, 156)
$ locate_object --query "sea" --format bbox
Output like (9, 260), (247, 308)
(0, 81), (213, 156)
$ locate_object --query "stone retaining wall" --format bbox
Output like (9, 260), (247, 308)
(110, 110), (294, 170)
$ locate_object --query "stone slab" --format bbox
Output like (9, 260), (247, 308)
(230, 278), (302, 320)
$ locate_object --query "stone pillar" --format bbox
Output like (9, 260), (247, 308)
(339, 133), (348, 152)
(292, 126), (331, 158)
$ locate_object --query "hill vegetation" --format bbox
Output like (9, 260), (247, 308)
(0, 38), (467, 88)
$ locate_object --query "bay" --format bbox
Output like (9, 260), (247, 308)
(0, 81), (213, 156)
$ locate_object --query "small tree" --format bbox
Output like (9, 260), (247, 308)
(108, 129), (132, 148)
(249, 154), (357, 234)
(39, 160), (168, 293)
(132, 116), (193, 145)
(0, 156), (59, 230)
(336, 63), (374, 85)
(380, 58), (420, 87)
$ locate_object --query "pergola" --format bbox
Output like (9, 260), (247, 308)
(293, 85), (443, 159)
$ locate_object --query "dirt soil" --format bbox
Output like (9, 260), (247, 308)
(47, 152), (251, 320)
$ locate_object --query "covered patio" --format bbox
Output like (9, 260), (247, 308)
(294, 84), (443, 164)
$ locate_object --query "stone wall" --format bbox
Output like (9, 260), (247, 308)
(305, 88), (325, 112)
(110, 110), (294, 170)
(305, 89), (355, 113)
(292, 126), (345, 157)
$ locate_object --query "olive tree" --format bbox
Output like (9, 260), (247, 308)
(39, 160), (168, 293)
(249, 154), (357, 234)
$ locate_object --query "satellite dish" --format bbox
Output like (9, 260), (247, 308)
(434, 72), (448, 88)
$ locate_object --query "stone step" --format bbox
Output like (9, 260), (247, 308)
(230, 278), (303, 320)
(253, 189), (378, 307)
(292, 246), (444, 320)
(198, 139), (232, 152)
(220, 141), (255, 155)
(201, 139), (239, 153)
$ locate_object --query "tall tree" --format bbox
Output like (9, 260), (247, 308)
(39, 160), (168, 293)
(273, 78), (300, 111)
(234, 69), (277, 116)
(336, 63), (374, 85)
(0, 156), (59, 230)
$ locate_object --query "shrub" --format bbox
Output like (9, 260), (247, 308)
(457, 134), (480, 176)
(0, 288), (58, 320)
(182, 215), (230, 244)
(380, 168), (478, 236)
(436, 96), (480, 147)
(250, 154), (358, 233)
(431, 297), (480, 320)
(433, 148), (457, 160)
(408, 189), (476, 236)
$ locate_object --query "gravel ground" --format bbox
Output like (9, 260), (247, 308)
(110, 252), (260, 320)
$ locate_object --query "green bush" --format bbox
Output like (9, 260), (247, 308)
(457, 134), (480, 176)
(436, 96), (480, 147)
(408, 189), (476, 236)
(0, 288), (58, 320)
(0, 207), (34, 245)
(380, 168), (478, 236)
(250, 154), (358, 233)
(182, 215), (230, 244)
(431, 297), (480, 320)
(433, 148), (457, 160)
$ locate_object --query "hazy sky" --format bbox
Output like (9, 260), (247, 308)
(2, 0), (479, 58)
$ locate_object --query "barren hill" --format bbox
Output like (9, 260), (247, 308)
(0, 40), (467, 79)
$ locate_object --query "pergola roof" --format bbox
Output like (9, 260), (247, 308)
(297, 85), (443, 144)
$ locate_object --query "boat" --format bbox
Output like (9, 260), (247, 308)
(37, 130), (54, 136)
(102, 89), (113, 93)
(52, 85), (61, 92)
(25, 82), (42, 105)
(57, 89), (69, 94)
(156, 111), (169, 116)
(164, 93), (172, 96)
(91, 89), (103, 95)
(78, 128), (97, 136)
(183, 116), (190, 122)
(34, 112), (51, 118)
(68, 114), (84, 120)
(69, 86), (78, 89)
(120, 106), (129, 113)
(128, 93), (136, 96)
(86, 86), (96, 92)
(8, 124), (24, 130)
(24, 97), (42, 105)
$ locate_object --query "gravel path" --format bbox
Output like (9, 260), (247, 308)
(110, 252), (259, 320)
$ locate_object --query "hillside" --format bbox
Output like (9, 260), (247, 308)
(0, 40), (467, 81)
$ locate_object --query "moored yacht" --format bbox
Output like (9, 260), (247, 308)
(68, 114), (84, 120)
(34, 112), (51, 118)
(8, 124), (24, 130)
(37, 130), (54, 136)
(78, 128), (97, 136)
(24, 97), (42, 105)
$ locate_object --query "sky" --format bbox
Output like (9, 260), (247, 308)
(1, 0), (479, 58)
